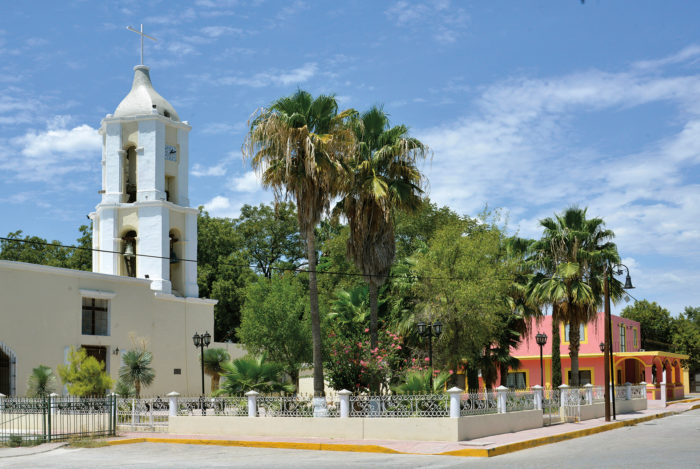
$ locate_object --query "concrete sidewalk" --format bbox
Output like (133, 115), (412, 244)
(105, 398), (700, 458)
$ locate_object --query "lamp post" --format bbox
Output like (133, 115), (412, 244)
(192, 331), (211, 395)
(417, 321), (443, 388)
(535, 332), (548, 388)
(603, 263), (634, 422)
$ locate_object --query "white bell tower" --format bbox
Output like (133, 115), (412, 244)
(90, 65), (198, 298)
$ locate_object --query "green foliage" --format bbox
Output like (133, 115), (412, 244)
(671, 306), (700, 370)
(0, 225), (92, 271)
(237, 202), (304, 277)
(203, 348), (231, 392)
(119, 349), (155, 398)
(237, 275), (312, 387)
(216, 354), (295, 396)
(621, 300), (673, 350)
(114, 378), (136, 398)
(392, 369), (450, 394)
(197, 209), (255, 342)
(26, 365), (57, 398)
(413, 215), (511, 375)
(57, 347), (113, 397)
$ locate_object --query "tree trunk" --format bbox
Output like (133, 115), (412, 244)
(551, 311), (562, 389)
(290, 368), (300, 393)
(499, 362), (509, 387)
(306, 228), (325, 397)
(368, 281), (379, 350)
(569, 318), (580, 387)
(211, 374), (220, 393)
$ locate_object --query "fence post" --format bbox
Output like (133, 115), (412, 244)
(532, 385), (543, 410)
(640, 382), (647, 401)
(660, 382), (666, 407)
(0, 393), (4, 415)
(496, 385), (508, 414)
(338, 389), (351, 418)
(49, 393), (58, 442)
(625, 382), (632, 400)
(447, 387), (463, 418)
(167, 392), (179, 417)
(131, 397), (136, 430)
(245, 390), (259, 417)
(110, 393), (118, 436)
(558, 384), (569, 418)
(584, 383), (593, 405)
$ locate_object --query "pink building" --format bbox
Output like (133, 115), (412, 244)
(503, 312), (687, 401)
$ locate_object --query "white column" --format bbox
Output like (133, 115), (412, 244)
(167, 392), (179, 417)
(176, 127), (190, 207)
(660, 382), (667, 407)
(625, 382), (632, 400)
(131, 397), (137, 429)
(245, 391), (258, 418)
(184, 210), (198, 297)
(447, 387), (462, 418)
(496, 385), (508, 414)
(584, 383), (593, 405)
(338, 389), (351, 418)
(137, 119), (166, 202)
(640, 382), (648, 401)
(96, 207), (119, 275)
(103, 122), (123, 204)
(532, 385), (543, 410)
(558, 384), (570, 413)
(137, 204), (171, 293)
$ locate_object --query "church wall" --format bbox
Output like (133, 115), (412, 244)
(0, 260), (216, 397)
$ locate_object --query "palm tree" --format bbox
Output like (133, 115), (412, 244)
(216, 354), (295, 396)
(203, 348), (230, 392)
(337, 106), (428, 351)
(119, 349), (155, 398)
(26, 365), (57, 397)
(530, 207), (619, 387)
(392, 369), (450, 394)
(244, 90), (357, 396)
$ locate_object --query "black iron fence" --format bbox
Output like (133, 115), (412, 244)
(0, 395), (117, 444)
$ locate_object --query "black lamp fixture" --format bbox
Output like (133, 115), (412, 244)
(193, 331), (211, 395)
(599, 342), (605, 353)
(535, 332), (547, 388)
(416, 320), (443, 388)
(603, 262), (634, 422)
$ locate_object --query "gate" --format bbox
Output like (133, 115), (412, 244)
(560, 387), (582, 423)
(117, 397), (169, 432)
(542, 388), (561, 425)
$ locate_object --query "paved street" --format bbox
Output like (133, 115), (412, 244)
(2, 409), (698, 468)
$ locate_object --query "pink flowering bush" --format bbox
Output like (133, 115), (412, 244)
(325, 329), (405, 393)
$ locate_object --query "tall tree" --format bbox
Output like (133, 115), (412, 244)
(244, 90), (357, 396)
(337, 106), (428, 352)
(621, 300), (673, 350)
(530, 207), (619, 386)
(57, 347), (113, 397)
(0, 225), (92, 271)
(237, 275), (312, 389)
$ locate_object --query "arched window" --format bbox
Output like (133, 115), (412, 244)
(121, 230), (137, 277)
(124, 146), (137, 203)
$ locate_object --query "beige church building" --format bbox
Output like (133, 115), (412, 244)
(0, 64), (241, 397)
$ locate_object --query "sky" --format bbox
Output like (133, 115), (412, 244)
(0, 1), (698, 316)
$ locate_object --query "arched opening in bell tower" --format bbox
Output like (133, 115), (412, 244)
(121, 230), (137, 277)
(124, 146), (138, 203)
(169, 229), (183, 295)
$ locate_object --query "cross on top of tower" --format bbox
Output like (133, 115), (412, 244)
(126, 24), (157, 65)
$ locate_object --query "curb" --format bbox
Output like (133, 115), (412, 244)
(0, 442), (68, 459)
(106, 405), (700, 458)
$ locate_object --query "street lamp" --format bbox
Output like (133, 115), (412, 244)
(603, 263), (634, 422)
(417, 321), (443, 388)
(193, 331), (211, 395)
(535, 332), (548, 388)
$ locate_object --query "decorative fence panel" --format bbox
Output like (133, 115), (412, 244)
(459, 391), (498, 416)
(117, 397), (169, 431)
(349, 394), (448, 418)
(0, 396), (116, 443)
(505, 390), (536, 412)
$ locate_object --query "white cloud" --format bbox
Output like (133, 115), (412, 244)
(386, 0), (469, 44)
(2, 121), (101, 182)
(230, 170), (261, 192)
(203, 195), (231, 212)
(200, 122), (246, 135)
(191, 162), (227, 177)
(216, 62), (318, 88)
(201, 26), (243, 38)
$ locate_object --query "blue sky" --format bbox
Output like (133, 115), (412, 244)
(1, 1), (698, 315)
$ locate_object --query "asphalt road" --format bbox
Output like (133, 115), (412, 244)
(2, 409), (699, 469)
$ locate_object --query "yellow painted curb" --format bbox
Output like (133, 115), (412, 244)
(108, 437), (401, 454)
(107, 405), (700, 459)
